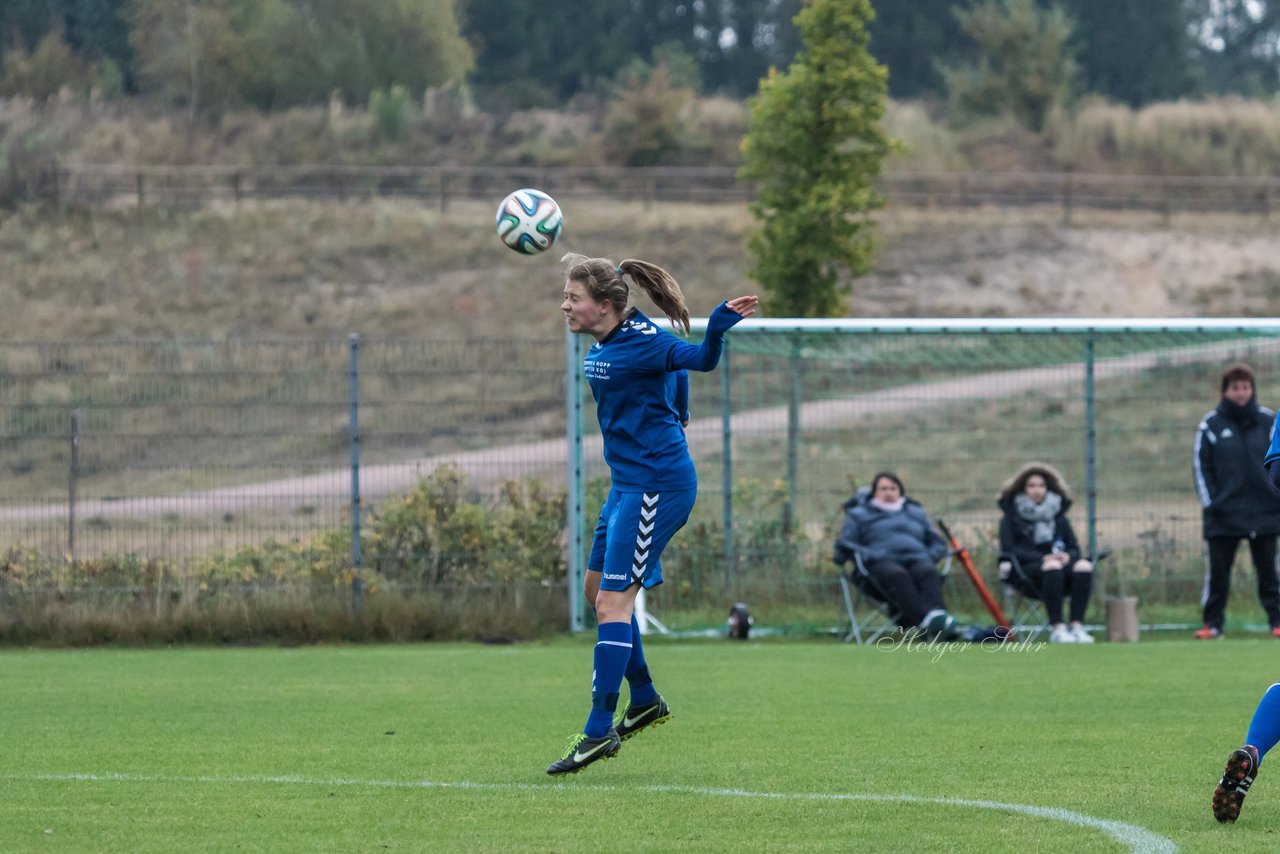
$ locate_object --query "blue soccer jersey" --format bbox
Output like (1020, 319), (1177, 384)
(583, 302), (740, 491)
(671, 369), (689, 424)
(1267, 417), (1280, 467)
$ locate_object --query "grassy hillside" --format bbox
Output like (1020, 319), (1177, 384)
(3, 198), (1280, 343)
(0, 199), (757, 341)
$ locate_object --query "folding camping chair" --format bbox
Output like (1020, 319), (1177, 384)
(998, 549), (1111, 642)
(838, 551), (952, 645)
(998, 554), (1049, 642)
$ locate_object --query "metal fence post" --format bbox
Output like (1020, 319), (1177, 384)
(784, 336), (803, 535)
(68, 409), (80, 561)
(565, 327), (586, 632)
(348, 334), (363, 612)
(721, 342), (734, 591)
(1083, 333), (1100, 583)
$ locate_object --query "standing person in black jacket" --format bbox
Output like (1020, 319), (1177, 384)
(1193, 363), (1280, 639)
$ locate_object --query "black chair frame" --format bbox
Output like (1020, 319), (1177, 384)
(839, 551), (952, 645)
(999, 549), (1111, 641)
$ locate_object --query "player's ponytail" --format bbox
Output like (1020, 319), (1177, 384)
(618, 259), (690, 335)
(563, 254), (691, 335)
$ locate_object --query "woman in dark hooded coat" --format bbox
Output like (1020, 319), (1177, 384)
(998, 462), (1094, 644)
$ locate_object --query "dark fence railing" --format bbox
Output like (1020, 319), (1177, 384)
(33, 163), (1280, 219)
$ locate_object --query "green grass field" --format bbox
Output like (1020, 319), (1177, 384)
(1, 637), (1274, 852)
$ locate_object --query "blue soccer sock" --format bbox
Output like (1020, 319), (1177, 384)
(1245, 682), (1280, 761)
(625, 613), (658, 707)
(585, 621), (632, 738)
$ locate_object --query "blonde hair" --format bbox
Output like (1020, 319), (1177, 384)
(561, 253), (691, 334)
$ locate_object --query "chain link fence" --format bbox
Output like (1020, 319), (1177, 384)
(5, 322), (1280, 636)
(567, 320), (1280, 634)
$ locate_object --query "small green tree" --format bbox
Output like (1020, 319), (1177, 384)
(370, 84), (414, 141)
(738, 0), (889, 318)
(0, 28), (97, 101)
(602, 63), (706, 166)
(126, 0), (248, 120)
(942, 0), (1079, 133)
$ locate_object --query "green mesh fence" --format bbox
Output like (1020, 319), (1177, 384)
(0, 337), (565, 567)
(567, 319), (1280, 635)
(4, 322), (1280, 636)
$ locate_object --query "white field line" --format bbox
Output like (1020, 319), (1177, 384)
(4, 772), (1177, 853)
(1, 334), (1275, 524)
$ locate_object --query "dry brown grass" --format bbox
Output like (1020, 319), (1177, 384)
(11, 92), (1280, 183)
(0, 197), (755, 341)
(0, 583), (566, 645)
(6, 193), (1280, 345)
(1051, 97), (1280, 176)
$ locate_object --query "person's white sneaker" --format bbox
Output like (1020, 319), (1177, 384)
(1049, 625), (1076, 643)
(1070, 624), (1095, 644)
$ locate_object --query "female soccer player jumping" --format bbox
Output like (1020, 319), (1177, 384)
(546, 254), (757, 775)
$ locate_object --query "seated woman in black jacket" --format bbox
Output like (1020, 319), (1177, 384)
(833, 471), (957, 640)
(997, 462), (1094, 644)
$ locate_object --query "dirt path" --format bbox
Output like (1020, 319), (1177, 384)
(3, 332), (1271, 526)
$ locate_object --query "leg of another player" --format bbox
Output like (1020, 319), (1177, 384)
(1245, 683), (1280, 763)
(1213, 682), (1280, 822)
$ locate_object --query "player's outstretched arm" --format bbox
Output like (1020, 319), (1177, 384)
(667, 296), (759, 373)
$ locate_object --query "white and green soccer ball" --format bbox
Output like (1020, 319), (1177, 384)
(495, 188), (564, 255)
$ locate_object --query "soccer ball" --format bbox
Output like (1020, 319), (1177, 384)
(495, 188), (564, 255)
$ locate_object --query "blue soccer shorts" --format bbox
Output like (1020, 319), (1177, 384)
(588, 487), (697, 591)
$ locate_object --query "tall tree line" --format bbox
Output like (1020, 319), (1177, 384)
(1, 0), (473, 109)
(2, 0), (1279, 110)
(460, 0), (804, 106)
(463, 0), (1280, 106)
(1, 0), (134, 87)
(872, 0), (1280, 106)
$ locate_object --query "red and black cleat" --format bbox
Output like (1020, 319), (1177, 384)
(1213, 744), (1261, 824)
